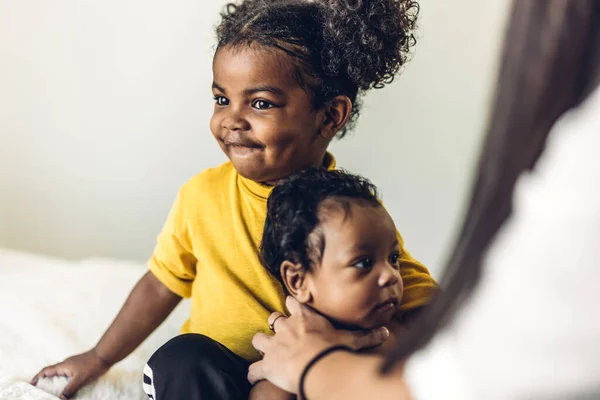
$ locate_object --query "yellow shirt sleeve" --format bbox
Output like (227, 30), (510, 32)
(148, 189), (197, 298)
(397, 230), (438, 312)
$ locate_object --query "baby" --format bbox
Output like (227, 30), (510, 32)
(252, 168), (405, 398)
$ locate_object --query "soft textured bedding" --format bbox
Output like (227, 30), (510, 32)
(0, 249), (189, 400)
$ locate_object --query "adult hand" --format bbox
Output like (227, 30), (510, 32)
(248, 296), (389, 393)
(31, 349), (110, 399)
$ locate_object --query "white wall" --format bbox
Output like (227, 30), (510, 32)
(0, 0), (510, 276)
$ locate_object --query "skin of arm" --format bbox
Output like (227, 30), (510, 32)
(249, 380), (296, 400)
(303, 350), (411, 400)
(94, 271), (182, 365)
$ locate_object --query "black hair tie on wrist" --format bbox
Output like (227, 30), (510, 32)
(298, 345), (353, 400)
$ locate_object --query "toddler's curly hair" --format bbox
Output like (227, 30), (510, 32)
(216, 0), (419, 137)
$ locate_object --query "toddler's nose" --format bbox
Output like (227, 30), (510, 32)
(222, 108), (250, 131)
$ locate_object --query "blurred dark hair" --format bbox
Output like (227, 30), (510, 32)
(260, 168), (380, 286)
(215, 0), (419, 137)
(383, 0), (600, 370)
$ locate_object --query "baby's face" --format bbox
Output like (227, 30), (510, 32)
(303, 199), (404, 330)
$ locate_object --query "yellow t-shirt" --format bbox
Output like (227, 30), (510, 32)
(149, 154), (437, 361)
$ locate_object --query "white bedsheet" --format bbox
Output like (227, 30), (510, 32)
(0, 249), (190, 400)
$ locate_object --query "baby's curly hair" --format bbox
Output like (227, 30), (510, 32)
(216, 0), (419, 137)
(260, 168), (381, 285)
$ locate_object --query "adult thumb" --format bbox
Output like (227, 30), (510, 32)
(348, 326), (389, 350)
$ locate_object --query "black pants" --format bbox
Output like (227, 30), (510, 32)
(143, 334), (252, 400)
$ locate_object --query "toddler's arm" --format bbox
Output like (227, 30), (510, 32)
(93, 270), (182, 366)
(32, 271), (181, 399)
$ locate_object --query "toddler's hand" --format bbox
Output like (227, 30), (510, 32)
(31, 349), (110, 399)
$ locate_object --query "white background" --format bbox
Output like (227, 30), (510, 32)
(0, 0), (510, 276)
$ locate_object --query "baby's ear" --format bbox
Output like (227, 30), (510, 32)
(280, 260), (311, 303)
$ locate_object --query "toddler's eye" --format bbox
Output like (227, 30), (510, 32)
(252, 99), (274, 110)
(214, 95), (229, 106)
(390, 252), (401, 266)
(353, 258), (373, 269)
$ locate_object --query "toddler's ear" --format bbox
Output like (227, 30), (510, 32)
(280, 261), (311, 303)
(319, 95), (352, 139)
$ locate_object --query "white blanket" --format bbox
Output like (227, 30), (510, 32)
(0, 249), (190, 400)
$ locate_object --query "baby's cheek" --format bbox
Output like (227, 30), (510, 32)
(319, 285), (366, 324)
(340, 289), (377, 324)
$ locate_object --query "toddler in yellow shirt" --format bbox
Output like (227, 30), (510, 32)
(32, 0), (436, 399)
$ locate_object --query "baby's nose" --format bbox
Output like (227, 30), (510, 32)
(378, 264), (400, 287)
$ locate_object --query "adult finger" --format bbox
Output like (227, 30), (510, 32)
(347, 326), (389, 350)
(267, 311), (286, 333)
(247, 361), (265, 385)
(285, 296), (305, 316)
(252, 332), (271, 355)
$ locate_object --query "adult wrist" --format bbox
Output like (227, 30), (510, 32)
(298, 345), (353, 400)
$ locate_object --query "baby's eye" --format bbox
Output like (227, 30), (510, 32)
(214, 95), (229, 106)
(252, 99), (274, 110)
(353, 258), (373, 269)
(390, 252), (401, 266)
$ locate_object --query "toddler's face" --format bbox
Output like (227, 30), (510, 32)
(302, 199), (404, 330)
(210, 45), (330, 184)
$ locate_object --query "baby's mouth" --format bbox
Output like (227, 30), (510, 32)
(374, 298), (399, 313)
